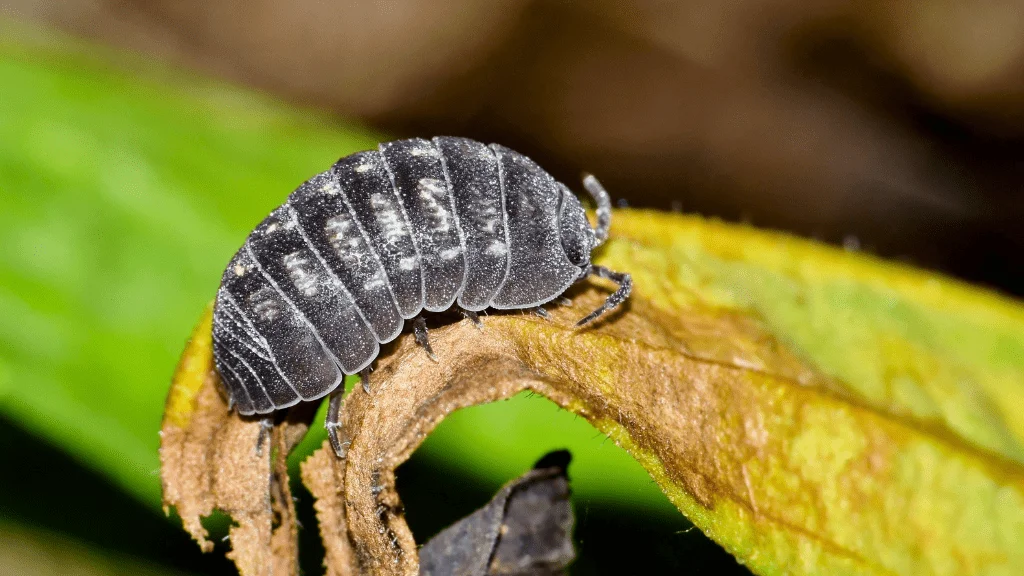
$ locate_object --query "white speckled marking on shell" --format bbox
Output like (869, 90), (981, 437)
(432, 136), (511, 312)
(380, 138), (466, 312)
(247, 206), (379, 382)
(218, 247), (341, 411)
(288, 172), (403, 345)
(334, 151), (424, 319)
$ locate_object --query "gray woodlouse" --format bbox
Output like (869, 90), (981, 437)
(212, 137), (631, 456)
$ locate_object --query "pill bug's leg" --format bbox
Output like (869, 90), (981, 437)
(532, 306), (550, 320)
(557, 296), (573, 306)
(582, 174), (612, 246)
(575, 265), (632, 327)
(359, 366), (372, 394)
(459, 308), (483, 329)
(255, 416), (274, 456)
(413, 316), (438, 361)
(326, 388), (348, 458)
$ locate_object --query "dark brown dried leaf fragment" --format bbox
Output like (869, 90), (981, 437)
(419, 450), (575, 576)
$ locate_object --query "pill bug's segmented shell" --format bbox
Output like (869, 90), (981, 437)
(213, 137), (597, 415)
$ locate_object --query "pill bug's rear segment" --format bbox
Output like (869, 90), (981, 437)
(212, 137), (631, 455)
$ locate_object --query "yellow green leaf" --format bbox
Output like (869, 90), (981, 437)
(166, 208), (1024, 575)
(586, 211), (1024, 575)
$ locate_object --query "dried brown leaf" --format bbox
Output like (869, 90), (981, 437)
(418, 450), (575, 576)
(160, 310), (312, 576)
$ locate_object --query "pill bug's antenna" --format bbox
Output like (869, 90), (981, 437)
(576, 174), (631, 328)
(582, 174), (611, 246)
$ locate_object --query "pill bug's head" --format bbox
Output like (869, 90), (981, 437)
(558, 184), (596, 270)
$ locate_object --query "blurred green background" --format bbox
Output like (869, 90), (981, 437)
(2, 1), (1023, 574)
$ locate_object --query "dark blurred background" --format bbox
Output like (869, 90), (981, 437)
(2, 1), (1023, 575)
(6, 0), (1023, 295)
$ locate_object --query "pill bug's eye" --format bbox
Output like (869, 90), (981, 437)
(558, 187), (594, 268)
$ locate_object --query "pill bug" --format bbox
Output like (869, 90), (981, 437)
(212, 137), (631, 456)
